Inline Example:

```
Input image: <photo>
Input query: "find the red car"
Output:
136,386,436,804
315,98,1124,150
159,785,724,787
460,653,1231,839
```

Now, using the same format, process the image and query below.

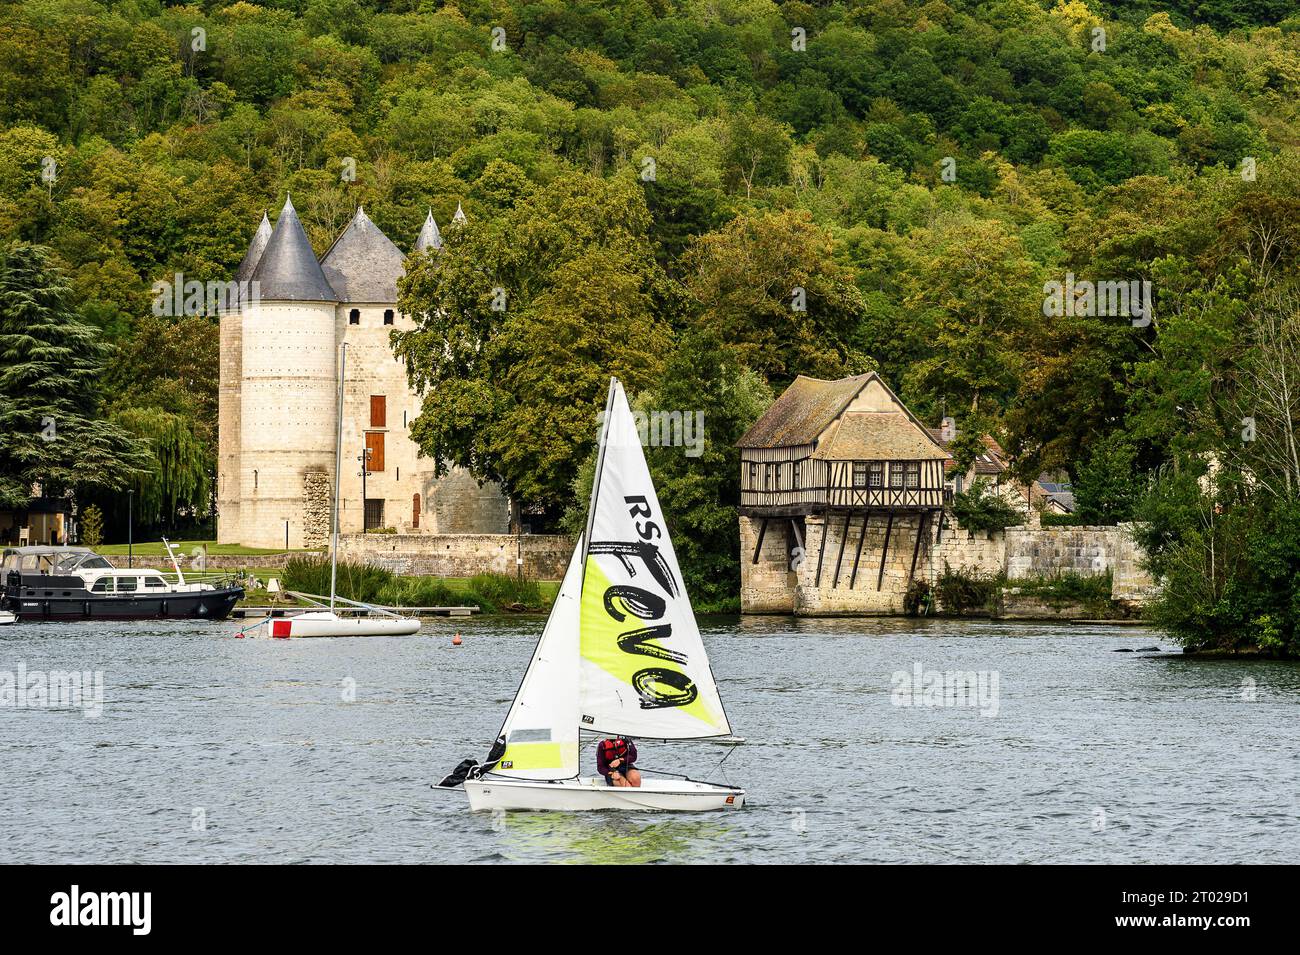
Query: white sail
578,380,732,739
492,536,583,779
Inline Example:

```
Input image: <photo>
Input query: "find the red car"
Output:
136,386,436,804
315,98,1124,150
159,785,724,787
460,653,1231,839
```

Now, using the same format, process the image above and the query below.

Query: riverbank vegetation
277,555,552,612
2,1,1299,647
932,563,1117,616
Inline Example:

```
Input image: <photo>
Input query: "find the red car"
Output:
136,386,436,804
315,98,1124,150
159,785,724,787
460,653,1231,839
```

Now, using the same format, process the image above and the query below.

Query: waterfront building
218,198,508,549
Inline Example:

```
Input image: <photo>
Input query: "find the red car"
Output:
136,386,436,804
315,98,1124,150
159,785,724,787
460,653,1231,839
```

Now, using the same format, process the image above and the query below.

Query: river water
1,615,1296,864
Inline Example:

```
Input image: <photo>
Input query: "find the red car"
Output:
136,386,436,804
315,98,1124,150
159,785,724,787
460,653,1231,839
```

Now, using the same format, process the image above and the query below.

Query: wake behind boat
440,377,745,812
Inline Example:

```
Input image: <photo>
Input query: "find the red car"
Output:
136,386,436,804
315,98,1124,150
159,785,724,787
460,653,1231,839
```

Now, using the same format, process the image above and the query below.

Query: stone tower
217,200,509,548
235,197,339,548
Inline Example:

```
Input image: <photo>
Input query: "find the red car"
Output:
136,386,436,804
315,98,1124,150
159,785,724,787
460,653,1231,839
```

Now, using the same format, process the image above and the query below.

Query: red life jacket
601,739,628,762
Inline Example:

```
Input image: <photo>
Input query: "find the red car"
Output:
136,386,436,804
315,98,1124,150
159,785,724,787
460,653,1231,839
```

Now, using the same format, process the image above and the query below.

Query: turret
237,196,340,549
414,209,442,252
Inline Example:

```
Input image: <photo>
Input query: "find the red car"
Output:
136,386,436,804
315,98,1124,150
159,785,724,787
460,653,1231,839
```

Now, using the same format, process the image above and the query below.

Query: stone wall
302,468,332,549
739,516,797,613
1005,526,1114,579
337,533,572,579
930,521,1006,577
1111,523,1158,605
740,514,1158,616
794,512,932,615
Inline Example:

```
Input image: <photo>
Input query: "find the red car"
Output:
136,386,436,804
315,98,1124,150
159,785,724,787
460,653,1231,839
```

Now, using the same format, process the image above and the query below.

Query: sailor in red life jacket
596,738,641,787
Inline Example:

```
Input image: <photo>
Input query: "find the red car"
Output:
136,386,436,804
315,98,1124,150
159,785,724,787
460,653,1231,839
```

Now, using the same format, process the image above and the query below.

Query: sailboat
256,342,419,639
440,378,745,811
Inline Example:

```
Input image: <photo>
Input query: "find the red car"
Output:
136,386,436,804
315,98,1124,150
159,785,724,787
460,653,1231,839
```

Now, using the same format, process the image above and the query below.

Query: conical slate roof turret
414,209,442,252
320,205,405,303
236,212,272,282
250,196,337,302
452,202,467,225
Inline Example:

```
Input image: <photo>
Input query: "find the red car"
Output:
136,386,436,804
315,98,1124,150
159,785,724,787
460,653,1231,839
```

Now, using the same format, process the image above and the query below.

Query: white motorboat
0,609,15,625
438,377,744,812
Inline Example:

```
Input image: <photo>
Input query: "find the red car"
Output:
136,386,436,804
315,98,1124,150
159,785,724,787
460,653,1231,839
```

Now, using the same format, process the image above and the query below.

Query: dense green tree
0,243,150,507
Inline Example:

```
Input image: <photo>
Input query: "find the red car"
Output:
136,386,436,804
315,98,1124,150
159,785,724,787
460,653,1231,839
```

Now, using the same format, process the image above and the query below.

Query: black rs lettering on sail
603,585,665,622
587,541,678,597
594,495,697,709
633,668,697,708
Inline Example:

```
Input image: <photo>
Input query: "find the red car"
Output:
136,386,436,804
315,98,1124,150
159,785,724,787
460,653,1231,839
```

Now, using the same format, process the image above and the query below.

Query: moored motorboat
1,545,243,622
0,609,15,625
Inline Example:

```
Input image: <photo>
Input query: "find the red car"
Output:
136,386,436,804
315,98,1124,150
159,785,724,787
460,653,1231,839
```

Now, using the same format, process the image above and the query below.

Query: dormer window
383,309,394,325
349,309,360,325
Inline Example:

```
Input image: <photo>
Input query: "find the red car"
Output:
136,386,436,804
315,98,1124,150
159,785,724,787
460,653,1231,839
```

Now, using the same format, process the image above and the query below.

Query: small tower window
383,309,394,325
349,309,360,325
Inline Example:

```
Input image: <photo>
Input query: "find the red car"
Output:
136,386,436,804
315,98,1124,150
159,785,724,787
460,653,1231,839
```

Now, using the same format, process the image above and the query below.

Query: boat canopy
1,547,114,574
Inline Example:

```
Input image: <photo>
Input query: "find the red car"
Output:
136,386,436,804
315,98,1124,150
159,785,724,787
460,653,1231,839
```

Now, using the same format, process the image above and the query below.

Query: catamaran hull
463,776,745,812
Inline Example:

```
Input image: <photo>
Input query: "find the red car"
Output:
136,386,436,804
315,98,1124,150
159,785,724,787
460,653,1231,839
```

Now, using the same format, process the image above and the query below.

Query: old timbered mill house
737,373,954,614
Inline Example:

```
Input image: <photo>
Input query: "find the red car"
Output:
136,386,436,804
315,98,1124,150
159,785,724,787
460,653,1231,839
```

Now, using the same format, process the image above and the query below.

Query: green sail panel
494,536,583,779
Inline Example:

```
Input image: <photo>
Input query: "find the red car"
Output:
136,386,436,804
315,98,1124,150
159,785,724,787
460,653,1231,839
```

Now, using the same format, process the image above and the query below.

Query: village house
218,198,508,549
737,372,953,614
0,492,73,546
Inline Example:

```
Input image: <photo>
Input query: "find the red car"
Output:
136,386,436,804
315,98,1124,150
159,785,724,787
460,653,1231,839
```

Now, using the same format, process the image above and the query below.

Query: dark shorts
604,764,636,785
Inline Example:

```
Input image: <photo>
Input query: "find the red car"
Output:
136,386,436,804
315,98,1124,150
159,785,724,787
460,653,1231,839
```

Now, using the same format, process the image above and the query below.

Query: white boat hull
263,611,420,638
463,776,745,812
0,610,15,625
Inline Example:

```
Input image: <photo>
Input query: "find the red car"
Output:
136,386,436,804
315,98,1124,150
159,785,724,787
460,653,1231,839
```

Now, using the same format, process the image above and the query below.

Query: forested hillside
2,0,1299,644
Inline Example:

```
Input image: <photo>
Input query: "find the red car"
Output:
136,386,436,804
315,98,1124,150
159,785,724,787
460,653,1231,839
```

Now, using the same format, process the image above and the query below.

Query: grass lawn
98,540,316,557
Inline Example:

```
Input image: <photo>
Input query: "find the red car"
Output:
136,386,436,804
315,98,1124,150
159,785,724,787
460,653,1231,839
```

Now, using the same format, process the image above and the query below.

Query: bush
466,573,544,611
280,555,395,603
904,579,933,615
950,478,1023,534
1008,571,1113,613
80,504,104,547
1039,513,1086,527
934,563,998,614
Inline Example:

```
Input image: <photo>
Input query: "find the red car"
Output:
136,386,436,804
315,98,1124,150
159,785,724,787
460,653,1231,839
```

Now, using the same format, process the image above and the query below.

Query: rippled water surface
2,615,1297,864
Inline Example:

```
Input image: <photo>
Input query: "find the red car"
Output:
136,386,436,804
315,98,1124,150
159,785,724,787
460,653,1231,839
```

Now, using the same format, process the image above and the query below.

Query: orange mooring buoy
452,634,463,646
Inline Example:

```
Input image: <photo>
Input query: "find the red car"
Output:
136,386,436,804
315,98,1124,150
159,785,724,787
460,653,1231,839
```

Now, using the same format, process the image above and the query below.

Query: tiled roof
319,206,405,303
236,212,271,283
737,374,873,448
812,412,950,461
414,209,442,252
251,197,337,302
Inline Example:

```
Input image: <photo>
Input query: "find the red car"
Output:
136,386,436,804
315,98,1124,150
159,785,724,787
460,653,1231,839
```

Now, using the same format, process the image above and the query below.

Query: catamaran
251,342,419,639
439,378,745,811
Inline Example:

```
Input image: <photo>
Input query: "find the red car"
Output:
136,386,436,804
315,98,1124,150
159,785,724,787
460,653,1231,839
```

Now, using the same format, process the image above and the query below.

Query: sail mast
330,343,347,612
580,377,618,591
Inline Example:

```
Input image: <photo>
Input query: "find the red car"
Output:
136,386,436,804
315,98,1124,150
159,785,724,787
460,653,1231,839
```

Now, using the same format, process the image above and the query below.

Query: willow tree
112,407,213,528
